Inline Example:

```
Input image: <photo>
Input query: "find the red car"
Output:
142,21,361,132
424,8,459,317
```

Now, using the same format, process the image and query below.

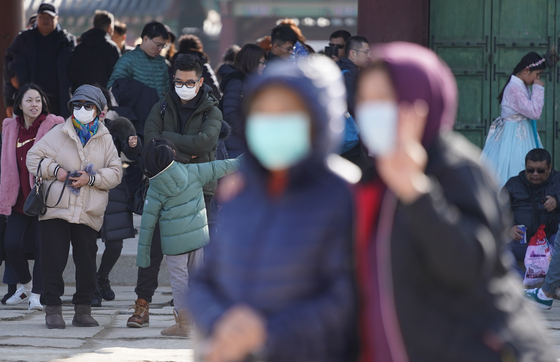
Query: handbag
129,177,149,215
23,159,67,217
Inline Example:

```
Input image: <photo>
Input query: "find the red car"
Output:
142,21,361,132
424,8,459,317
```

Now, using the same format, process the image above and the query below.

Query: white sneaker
5,285,29,305
28,293,43,311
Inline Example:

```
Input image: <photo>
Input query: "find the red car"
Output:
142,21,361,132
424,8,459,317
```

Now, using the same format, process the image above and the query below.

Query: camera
324,45,338,59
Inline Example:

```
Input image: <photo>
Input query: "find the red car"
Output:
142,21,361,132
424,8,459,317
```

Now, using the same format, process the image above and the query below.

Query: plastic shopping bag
523,224,552,288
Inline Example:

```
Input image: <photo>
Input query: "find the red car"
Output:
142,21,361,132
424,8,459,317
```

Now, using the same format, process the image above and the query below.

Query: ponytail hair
140,137,190,178
497,52,546,103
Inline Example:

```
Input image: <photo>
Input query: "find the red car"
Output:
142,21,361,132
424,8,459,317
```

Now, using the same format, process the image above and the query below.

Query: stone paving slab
0,337,86,348
50,347,193,362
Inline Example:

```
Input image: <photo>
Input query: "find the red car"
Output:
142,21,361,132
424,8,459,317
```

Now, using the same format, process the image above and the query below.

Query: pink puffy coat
0,114,64,215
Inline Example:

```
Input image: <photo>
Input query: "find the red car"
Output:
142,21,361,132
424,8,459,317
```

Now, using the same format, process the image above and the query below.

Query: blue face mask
245,112,311,171
356,101,399,157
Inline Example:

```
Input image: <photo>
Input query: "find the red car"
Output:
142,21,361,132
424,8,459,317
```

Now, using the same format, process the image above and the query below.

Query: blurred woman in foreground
188,56,358,362
354,42,553,362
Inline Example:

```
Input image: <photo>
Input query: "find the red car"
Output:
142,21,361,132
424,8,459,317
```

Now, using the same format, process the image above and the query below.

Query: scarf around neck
72,115,99,146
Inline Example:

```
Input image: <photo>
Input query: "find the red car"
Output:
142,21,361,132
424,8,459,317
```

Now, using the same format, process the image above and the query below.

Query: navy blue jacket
337,57,359,117
188,57,357,362
220,69,246,154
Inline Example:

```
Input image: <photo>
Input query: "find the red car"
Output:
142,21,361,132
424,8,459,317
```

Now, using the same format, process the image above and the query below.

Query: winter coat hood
219,67,245,93
245,55,345,167
372,42,458,147
149,161,188,197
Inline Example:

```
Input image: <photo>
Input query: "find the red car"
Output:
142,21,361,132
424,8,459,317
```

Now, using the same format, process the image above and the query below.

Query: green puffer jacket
144,85,223,196
107,46,170,98
136,159,240,268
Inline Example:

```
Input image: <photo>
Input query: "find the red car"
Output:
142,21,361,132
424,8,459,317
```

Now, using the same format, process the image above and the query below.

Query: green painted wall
430,0,560,167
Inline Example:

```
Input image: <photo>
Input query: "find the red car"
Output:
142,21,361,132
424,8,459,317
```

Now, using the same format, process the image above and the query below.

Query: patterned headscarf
72,115,99,146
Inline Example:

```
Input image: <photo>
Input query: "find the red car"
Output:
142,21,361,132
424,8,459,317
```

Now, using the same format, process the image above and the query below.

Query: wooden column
0,0,24,123
358,0,429,46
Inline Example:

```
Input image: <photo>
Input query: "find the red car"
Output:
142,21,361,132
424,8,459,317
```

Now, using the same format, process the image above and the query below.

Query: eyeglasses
278,44,294,54
355,49,371,55
328,43,345,49
72,102,95,111
174,77,201,88
526,168,548,174
258,60,267,65
150,38,168,49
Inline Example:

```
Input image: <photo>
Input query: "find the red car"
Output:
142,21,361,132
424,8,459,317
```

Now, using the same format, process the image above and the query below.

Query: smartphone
324,45,337,59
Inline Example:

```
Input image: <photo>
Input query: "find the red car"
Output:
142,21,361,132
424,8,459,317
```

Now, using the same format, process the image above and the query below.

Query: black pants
135,196,212,302
4,212,42,293
40,219,98,305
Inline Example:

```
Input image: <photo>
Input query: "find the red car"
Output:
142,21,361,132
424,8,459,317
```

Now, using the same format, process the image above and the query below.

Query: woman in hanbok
481,52,546,187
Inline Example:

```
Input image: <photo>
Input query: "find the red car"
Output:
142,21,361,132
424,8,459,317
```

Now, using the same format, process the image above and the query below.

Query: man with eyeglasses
107,21,170,101
268,25,298,62
337,36,370,118
328,30,351,62
127,53,222,329
503,148,560,264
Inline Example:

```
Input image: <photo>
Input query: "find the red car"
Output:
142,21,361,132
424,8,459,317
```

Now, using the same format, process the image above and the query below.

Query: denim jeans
543,231,560,295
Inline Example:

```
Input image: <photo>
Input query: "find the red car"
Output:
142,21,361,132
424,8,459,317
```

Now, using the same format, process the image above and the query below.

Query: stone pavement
0,286,193,362
2,286,560,361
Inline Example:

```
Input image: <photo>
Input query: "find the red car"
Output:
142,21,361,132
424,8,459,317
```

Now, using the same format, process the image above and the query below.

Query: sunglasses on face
328,43,345,49
72,102,95,111
526,168,548,174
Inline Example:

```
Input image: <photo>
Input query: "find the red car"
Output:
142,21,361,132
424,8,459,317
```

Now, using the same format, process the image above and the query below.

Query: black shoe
98,276,115,301
168,298,174,306
91,290,102,307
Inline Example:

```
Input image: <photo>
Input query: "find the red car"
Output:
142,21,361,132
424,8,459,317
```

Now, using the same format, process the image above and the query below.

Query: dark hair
330,30,351,42
140,137,176,178
140,21,169,40
223,44,241,64
235,44,266,75
526,148,551,166
13,83,50,117
270,25,298,46
498,52,546,103
114,21,127,35
345,36,369,57
177,34,204,53
93,10,113,30
174,53,203,78
279,19,306,43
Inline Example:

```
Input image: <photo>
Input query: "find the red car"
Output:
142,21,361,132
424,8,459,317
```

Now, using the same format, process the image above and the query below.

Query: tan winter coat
26,118,122,231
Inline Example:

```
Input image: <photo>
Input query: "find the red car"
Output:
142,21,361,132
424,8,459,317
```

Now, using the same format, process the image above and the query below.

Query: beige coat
26,118,122,231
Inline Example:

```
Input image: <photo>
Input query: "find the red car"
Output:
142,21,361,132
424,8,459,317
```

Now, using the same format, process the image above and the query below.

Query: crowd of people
0,2,558,361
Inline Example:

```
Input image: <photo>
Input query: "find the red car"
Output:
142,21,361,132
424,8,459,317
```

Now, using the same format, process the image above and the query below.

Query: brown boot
45,305,65,329
72,304,99,327
127,298,150,328
161,309,190,337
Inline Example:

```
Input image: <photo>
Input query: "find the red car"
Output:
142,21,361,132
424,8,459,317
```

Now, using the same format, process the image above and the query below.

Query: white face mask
175,85,197,101
73,108,96,124
356,101,399,157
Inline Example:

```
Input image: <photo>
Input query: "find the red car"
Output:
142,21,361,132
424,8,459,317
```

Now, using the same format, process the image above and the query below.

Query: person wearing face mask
354,42,552,362
187,56,359,362
0,84,64,310
127,53,223,328
26,84,122,329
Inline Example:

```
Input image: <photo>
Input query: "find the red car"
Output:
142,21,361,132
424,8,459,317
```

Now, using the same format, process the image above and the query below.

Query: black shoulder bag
24,159,67,217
